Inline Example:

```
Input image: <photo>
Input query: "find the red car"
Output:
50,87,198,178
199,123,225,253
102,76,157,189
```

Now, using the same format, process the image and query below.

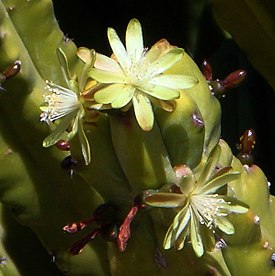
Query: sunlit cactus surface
0,0,274,275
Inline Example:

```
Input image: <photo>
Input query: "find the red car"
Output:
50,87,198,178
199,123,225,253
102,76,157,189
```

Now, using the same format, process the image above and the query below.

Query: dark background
52,0,275,194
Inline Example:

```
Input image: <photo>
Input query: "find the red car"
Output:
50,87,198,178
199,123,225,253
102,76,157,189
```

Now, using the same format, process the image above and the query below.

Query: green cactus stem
0,0,274,275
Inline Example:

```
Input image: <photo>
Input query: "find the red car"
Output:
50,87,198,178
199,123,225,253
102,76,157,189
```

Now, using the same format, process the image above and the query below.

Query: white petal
57,48,72,87
175,225,189,250
179,171,196,195
77,47,94,64
216,196,249,214
126,18,144,63
144,39,172,64
78,118,91,165
190,210,204,257
94,53,122,72
175,206,191,240
132,93,154,131
145,193,187,208
107,27,130,73
42,112,76,147
214,216,235,235
94,83,126,104
140,84,180,100
89,68,126,84
149,74,198,90
146,48,184,77
163,224,175,249
111,85,135,109
199,171,240,195
196,144,221,192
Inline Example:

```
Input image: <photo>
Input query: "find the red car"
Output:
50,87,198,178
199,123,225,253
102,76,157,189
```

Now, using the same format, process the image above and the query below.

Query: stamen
41,81,80,123
191,194,229,229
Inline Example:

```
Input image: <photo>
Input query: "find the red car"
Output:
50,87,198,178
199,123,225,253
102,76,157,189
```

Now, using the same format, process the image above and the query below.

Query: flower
40,48,94,165
145,144,249,257
88,18,198,131
41,81,81,124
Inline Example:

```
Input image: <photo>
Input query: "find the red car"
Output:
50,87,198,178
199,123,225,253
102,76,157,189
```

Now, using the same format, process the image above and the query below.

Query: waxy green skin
0,0,275,275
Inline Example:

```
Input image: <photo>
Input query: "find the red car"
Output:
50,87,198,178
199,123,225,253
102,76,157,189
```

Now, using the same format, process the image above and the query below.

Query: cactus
0,0,274,275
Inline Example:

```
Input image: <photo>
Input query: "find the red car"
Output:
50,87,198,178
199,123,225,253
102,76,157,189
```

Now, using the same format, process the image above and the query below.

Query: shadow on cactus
0,1,275,275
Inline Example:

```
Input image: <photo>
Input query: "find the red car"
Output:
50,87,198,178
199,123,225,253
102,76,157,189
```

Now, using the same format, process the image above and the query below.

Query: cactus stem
115,109,133,128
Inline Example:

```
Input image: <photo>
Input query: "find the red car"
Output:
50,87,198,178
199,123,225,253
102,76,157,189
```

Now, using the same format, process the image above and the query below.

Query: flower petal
94,53,122,72
152,99,175,112
199,171,240,194
197,223,215,252
172,203,189,230
174,205,191,240
94,83,126,104
216,196,249,214
214,216,235,235
42,112,76,147
132,93,154,131
89,68,126,84
174,225,189,250
107,27,130,72
149,74,198,90
145,192,187,208
147,48,184,77
190,209,204,257
163,224,175,249
179,170,196,195
126,18,144,63
140,84,180,100
78,118,91,165
111,85,135,109
196,144,221,190
57,48,72,87
67,112,79,141
144,39,172,64
77,47,94,64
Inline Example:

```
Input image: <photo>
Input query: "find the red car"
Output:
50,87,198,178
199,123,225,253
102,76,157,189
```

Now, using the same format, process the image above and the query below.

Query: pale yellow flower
89,18,198,131
145,145,249,257
40,48,94,165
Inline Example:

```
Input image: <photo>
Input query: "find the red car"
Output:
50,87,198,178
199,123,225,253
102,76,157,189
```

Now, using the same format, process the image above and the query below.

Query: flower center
126,62,145,86
41,81,80,122
191,194,226,228
126,50,151,86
